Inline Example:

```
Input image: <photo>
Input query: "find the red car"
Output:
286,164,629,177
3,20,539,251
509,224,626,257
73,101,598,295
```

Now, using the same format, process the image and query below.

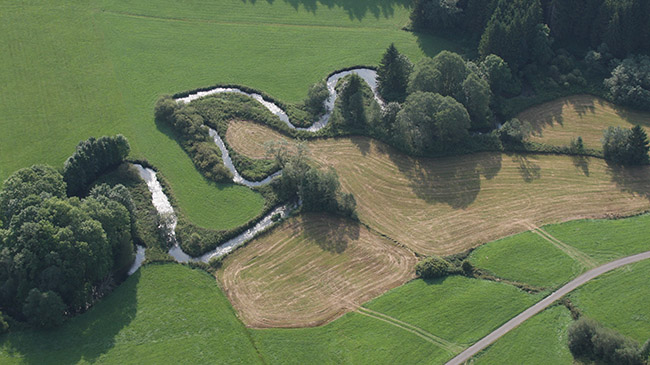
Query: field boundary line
356,307,464,354
524,223,597,268
446,250,650,365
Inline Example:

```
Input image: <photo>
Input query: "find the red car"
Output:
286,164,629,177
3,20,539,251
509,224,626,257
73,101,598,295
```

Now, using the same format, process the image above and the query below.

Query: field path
356,307,464,355
523,222,598,268
446,250,650,365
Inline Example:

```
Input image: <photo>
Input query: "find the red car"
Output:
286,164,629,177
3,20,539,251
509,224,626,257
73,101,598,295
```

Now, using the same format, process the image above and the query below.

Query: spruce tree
626,125,650,165
377,43,412,103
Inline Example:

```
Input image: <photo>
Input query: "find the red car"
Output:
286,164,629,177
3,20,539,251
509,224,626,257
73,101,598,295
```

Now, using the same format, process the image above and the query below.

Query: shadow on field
303,214,359,253
422,276,451,286
511,154,541,182
244,0,412,21
390,151,502,209
0,272,139,364
524,100,565,138
608,164,650,202
572,155,590,176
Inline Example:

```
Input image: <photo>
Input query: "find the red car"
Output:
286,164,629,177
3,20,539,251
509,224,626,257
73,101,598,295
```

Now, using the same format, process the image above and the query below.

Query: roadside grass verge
363,276,541,345
469,231,583,288
472,305,573,365
518,95,650,150
569,259,650,343
217,213,417,328
0,264,262,364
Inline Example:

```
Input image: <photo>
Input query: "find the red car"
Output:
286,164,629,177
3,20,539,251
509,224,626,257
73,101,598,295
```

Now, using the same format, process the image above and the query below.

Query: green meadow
0,0,456,229
0,264,262,364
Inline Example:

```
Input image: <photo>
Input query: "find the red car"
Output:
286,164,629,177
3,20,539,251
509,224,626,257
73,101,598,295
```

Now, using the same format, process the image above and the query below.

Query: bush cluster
415,256,454,279
154,96,232,183
568,317,649,365
602,125,650,165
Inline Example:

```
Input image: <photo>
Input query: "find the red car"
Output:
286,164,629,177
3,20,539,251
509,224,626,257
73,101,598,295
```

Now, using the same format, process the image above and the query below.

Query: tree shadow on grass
0,271,139,364
303,214,360,254
388,151,502,209
607,163,650,202
253,0,413,21
522,99,566,138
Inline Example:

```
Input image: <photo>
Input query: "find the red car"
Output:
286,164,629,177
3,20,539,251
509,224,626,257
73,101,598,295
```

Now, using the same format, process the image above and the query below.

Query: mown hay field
517,95,650,150
1,0,454,229
226,121,650,255
218,213,417,328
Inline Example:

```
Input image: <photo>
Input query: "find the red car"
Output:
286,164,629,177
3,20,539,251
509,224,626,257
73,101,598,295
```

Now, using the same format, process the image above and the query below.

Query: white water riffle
129,163,295,268
127,245,146,276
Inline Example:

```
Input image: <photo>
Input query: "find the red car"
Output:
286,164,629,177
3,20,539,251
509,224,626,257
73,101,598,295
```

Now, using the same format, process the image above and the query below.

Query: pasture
570,259,650,343
363,276,540,345
1,0,451,229
225,122,650,255
472,305,573,364
0,264,262,364
217,213,417,328
517,95,650,150
469,231,582,288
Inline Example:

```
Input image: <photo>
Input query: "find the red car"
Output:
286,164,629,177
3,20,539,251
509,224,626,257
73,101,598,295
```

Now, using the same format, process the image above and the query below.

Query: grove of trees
602,125,650,165
568,317,649,365
0,137,137,329
63,135,131,196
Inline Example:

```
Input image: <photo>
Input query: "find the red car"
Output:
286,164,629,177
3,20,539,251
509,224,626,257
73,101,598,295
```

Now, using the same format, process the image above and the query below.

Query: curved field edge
517,94,650,151
217,213,417,328
0,264,262,364
0,0,453,227
224,121,650,255
469,213,650,289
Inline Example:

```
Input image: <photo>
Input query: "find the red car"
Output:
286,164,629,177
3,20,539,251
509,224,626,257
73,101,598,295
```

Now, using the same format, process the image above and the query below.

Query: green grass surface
364,276,540,345
0,0,455,229
469,231,584,288
543,214,650,264
570,259,650,343
251,312,449,364
473,305,573,365
0,264,262,364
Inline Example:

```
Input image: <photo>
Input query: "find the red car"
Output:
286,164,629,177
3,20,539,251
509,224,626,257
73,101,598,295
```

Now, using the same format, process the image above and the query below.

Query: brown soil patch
218,213,417,328
225,120,291,159
517,95,650,150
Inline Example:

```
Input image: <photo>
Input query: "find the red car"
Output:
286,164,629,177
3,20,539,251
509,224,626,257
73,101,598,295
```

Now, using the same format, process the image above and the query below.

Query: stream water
127,68,381,274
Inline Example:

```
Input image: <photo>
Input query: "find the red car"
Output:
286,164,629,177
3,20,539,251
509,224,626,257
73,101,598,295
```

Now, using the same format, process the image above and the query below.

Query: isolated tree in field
304,80,329,117
377,44,413,103
339,74,366,127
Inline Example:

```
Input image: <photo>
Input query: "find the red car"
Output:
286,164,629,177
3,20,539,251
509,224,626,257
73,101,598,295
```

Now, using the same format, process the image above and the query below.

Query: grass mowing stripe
356,307,464,354
526,224,597,268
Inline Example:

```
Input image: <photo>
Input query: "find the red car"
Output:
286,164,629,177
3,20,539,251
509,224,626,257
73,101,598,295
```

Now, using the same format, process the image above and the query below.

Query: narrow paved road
446,250,650,365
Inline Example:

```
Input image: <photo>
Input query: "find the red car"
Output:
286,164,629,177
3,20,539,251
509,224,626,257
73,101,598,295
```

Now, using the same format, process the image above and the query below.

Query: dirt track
218,213,417,328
